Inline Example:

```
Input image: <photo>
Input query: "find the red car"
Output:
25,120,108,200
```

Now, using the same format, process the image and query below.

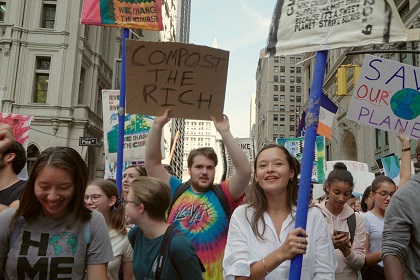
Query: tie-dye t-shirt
168,176,243,280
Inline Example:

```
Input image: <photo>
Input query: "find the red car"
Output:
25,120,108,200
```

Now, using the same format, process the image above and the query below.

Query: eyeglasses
84,194,104,203
374,191,395,199
121,199,139,206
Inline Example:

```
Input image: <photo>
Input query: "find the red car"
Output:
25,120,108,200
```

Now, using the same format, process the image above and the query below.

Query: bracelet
262,258,269,275
402,147,411,152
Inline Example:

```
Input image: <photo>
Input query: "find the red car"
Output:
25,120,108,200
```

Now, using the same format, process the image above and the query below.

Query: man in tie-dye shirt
145,109,252,280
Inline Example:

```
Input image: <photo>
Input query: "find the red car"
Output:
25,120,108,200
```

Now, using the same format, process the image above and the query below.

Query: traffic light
353,66,361,85
336,67,347,96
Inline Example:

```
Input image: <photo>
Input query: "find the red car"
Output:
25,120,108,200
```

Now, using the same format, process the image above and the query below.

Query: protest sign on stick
126,41,229,120
347,55,420,140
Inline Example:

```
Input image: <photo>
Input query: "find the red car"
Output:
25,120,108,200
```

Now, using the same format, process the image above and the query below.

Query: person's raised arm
383,255,404,280
0,124,15,153
397,130,411,188
144,109,172,183
211,115,251,201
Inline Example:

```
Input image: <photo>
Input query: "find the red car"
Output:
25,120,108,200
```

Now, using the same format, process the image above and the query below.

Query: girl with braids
315,162,366,280
85,179,134,280
360,175,396,280
223,144,336,279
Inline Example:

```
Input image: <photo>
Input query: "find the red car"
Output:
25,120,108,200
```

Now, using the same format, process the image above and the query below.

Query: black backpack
167,182,231,220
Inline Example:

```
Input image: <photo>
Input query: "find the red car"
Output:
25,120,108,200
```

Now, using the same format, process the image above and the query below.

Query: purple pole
116,28,129,196
289,50,328,280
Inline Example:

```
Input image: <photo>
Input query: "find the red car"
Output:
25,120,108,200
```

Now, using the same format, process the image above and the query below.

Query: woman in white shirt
85,179,134,280
223,144,336,279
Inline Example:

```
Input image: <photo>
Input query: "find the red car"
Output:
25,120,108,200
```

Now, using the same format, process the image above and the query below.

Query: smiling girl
0,147,114,279
315,162,366,280
223,144,336,279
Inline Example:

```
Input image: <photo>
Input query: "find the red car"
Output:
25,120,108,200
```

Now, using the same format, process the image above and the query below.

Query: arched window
27,144,40,174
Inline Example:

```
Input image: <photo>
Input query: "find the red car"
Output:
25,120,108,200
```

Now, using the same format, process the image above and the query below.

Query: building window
296,86,302,93
296,57,302,63
296,67,301,74
273,114,278,121
375,128,389,148
280,95,285,102
290,67,295,73
290,105,295,111
280,66,285,72
274,85,279,91
280,125,285,132
78,68,85,104
274,56,279,63
273,104,279,111
290,76,295,83
290,96,295,102
290,125,295,132
42,1,57,29
296,96,302,102
273,134,278,141
290,115,295,122
273,124,278,132
290,57,295,64
97,84,103,116
290,85,295,93
296,76,302,83
274,66,279,73
280,114,285,122
274,95,279,101
280,114,285,121
280,105,285,111
280,56,285,63
33,57,51,103
280,76,285,83
0,2,6,21
274,75,279,82
280,85,285,92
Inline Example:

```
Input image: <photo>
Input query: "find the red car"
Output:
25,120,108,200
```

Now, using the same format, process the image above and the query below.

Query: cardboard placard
126,40,229,120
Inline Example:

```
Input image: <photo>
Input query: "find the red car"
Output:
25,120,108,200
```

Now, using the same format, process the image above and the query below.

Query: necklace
268,209,283,214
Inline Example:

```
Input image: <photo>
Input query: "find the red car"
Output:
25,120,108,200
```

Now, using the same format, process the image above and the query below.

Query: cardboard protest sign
347,55,420,140
266,0,407,56
125,41,229,120
277,136,326,183
102,90,162,162
81,0,163,30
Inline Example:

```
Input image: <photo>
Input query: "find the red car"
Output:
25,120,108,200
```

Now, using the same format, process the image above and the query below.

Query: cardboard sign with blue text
347,55,420,140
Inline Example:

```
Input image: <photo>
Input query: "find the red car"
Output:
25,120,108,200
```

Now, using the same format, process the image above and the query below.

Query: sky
189,1,276,138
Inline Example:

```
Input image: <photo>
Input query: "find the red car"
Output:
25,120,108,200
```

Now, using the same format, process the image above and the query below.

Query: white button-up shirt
223,205,337,280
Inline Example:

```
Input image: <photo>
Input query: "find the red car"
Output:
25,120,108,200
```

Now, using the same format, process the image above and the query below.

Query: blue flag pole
116,28,129,196
289,50,328,280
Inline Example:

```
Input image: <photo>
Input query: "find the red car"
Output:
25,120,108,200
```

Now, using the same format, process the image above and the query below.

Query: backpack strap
155,225,176,280
347,213,356,245
167,182,191,217
9,216,24,252
211,184,230,220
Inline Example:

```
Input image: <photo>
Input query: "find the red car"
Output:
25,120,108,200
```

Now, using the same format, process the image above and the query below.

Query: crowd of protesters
0,114,419,280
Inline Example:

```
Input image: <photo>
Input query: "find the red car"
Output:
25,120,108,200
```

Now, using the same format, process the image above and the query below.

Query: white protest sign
266,0,407,56
347,55,420,140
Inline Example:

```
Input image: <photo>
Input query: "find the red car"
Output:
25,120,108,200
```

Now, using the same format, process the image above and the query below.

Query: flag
81,0,163,30
317,94,338,140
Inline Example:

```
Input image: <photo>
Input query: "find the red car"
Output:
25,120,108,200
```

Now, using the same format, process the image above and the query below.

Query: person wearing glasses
124,177,203,279
122,164,147,200
0,147,114,279
360,176,395,280
85,179,134,280
315,162,366,280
